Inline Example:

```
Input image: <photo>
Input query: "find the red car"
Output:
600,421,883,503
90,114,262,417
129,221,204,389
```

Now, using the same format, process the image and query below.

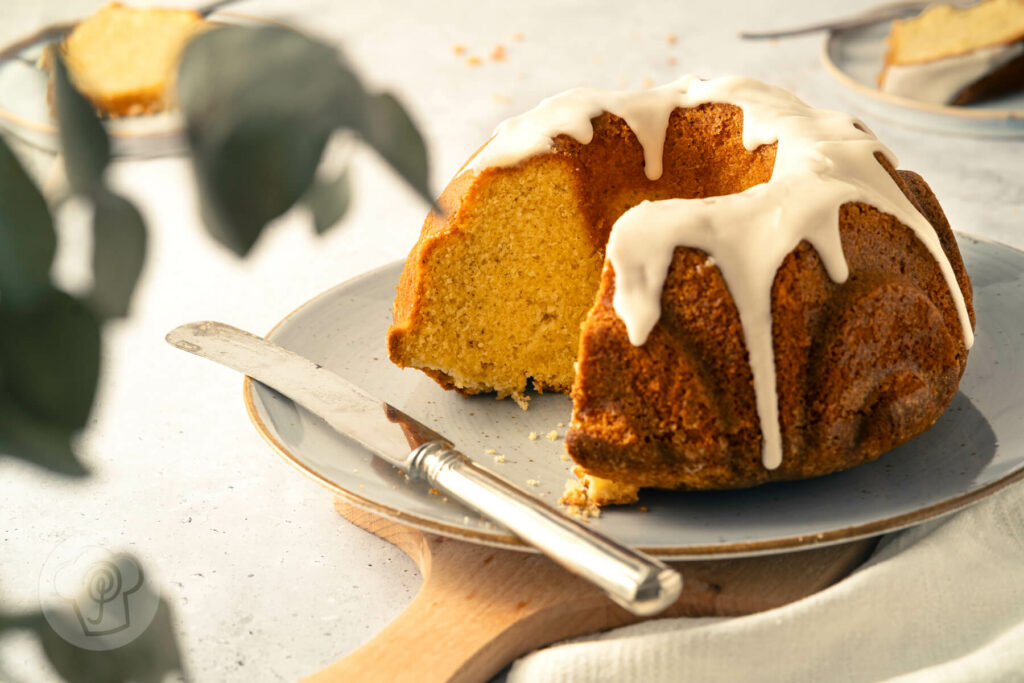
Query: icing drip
473,75,974,470
880,41,1024,104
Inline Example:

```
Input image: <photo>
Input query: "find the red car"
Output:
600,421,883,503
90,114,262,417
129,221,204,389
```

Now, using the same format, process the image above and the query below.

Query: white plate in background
822,23,1024,137
0,12,263,157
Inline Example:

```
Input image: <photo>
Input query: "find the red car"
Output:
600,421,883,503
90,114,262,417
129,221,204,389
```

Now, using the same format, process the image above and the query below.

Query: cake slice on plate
878,0,1024,105
47,2,205,117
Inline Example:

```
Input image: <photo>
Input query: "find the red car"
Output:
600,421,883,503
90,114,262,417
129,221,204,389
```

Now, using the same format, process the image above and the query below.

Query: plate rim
243,234,1024,558
820,29,1024,123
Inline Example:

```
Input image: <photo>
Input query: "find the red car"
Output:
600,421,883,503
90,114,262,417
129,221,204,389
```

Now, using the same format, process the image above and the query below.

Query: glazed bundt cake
387,75,974,494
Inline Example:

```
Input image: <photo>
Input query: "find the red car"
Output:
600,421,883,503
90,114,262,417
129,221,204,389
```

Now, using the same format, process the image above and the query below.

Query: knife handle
405,441,682,616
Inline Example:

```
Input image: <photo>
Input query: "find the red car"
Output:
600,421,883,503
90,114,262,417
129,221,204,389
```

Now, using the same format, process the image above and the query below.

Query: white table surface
1,1,1021,680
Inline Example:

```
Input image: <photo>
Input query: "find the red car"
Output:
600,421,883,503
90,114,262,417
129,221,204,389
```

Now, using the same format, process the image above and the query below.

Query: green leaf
89,190,147,319
0,290,100,431
0,611,46,631
178,25,346,255
357,93,434,207
304,170,352,234
52,51,110,195
36,587,184,683
0,136,57,307
0,394,85,475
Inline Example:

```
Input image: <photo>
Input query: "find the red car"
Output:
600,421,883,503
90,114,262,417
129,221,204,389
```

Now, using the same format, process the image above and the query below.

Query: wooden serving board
307,500,877,683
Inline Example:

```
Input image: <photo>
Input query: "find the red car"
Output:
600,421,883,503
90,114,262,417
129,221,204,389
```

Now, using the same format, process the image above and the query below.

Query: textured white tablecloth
508,485,1024,682
2,1,1023,681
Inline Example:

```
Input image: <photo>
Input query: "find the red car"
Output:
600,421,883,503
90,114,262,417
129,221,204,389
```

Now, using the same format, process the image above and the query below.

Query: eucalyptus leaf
52,52,110,195
179,24,436,253
178,25,346,255
0,394,85,475
90,190,147,319
358,93,434,207
305,171,352,234
36,592,184,683
0,611,46,631
0,290,100,431
0,136,56,307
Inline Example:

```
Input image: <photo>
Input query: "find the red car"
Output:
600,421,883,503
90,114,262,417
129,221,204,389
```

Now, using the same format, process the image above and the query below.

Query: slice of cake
878,0,1024,105
54,3,205,117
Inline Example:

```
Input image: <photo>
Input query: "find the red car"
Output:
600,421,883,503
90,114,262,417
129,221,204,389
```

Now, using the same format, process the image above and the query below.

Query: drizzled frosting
473,75,974,470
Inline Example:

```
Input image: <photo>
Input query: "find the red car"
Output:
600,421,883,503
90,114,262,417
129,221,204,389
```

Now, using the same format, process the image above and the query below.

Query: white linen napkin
508,483,1024,682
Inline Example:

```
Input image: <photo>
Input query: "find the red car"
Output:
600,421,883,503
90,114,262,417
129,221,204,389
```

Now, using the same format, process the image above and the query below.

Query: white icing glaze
473,75,974,470
881,41,1024,104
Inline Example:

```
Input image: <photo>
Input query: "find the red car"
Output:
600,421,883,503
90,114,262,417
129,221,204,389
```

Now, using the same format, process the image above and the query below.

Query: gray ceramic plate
822,23,1024,137
245,235,1024,558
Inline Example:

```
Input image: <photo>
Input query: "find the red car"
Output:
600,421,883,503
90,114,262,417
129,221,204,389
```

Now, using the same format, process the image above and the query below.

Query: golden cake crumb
546,430,559,440
428,487,440,495
491,44,506,61
560,454,570,461
560,466,639,507
485,448,496,454
560,479,601,518
453,44,467,55
526,478,540,487
528,431,538,440
467,56,483,66
494,454,506,463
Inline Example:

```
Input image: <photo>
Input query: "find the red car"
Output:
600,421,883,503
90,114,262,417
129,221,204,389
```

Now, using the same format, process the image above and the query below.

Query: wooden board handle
306,500,876,682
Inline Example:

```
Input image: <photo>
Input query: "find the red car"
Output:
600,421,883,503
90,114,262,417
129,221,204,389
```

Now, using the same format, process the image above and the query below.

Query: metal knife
739,0,976,40
166,321,682,616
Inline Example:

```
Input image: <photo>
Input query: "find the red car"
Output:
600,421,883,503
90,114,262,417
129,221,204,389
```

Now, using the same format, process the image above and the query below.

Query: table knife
166,321,682,616
739,0,975,40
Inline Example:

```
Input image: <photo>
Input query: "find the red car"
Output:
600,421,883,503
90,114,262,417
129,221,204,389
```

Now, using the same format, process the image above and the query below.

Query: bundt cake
387,75,974,495
878,0,1024,105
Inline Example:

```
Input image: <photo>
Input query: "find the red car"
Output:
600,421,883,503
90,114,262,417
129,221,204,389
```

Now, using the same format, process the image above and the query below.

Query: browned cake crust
567,159,974,490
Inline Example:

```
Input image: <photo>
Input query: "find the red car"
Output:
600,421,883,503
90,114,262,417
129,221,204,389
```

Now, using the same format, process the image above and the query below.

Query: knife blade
167,321,682,616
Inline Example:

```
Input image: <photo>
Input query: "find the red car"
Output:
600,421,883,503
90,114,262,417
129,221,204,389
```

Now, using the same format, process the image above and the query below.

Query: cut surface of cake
878,0,1024,105
56,3,204,117
388,75,974,496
